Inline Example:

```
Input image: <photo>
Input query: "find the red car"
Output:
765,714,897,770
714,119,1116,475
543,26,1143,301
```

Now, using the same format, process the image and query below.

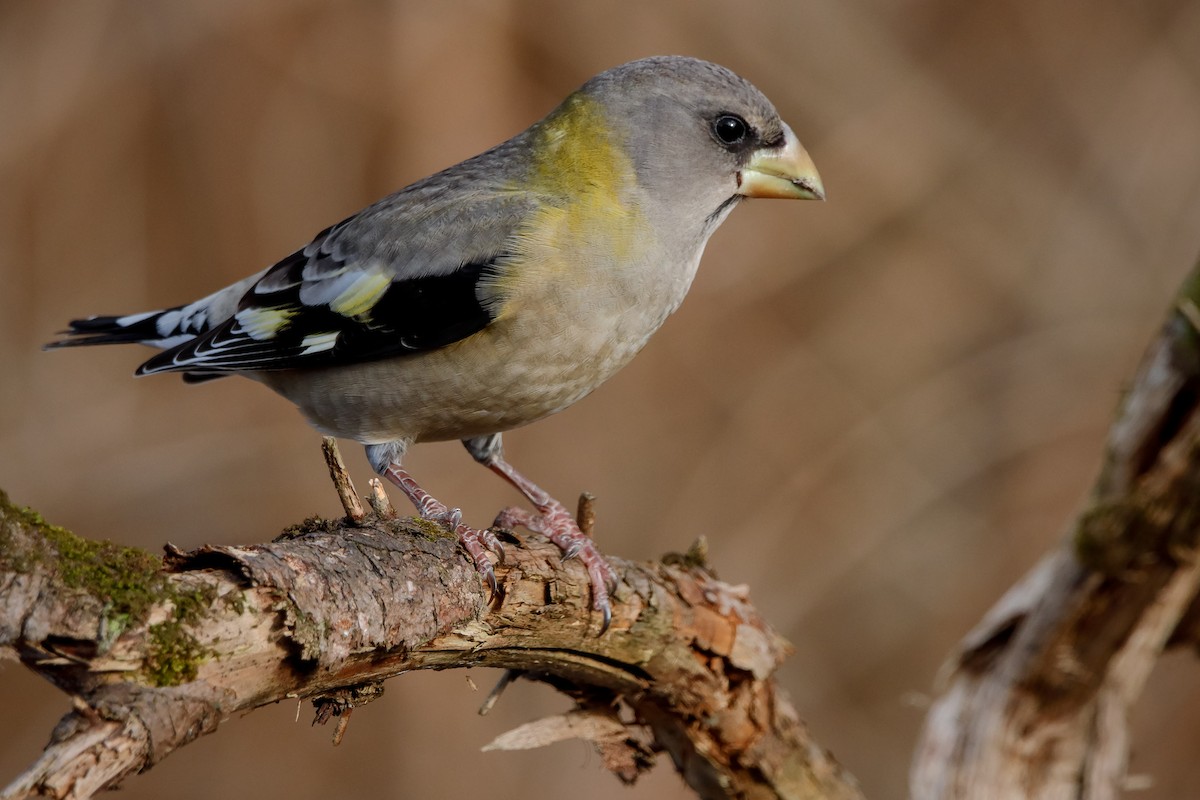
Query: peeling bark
0,481,861,800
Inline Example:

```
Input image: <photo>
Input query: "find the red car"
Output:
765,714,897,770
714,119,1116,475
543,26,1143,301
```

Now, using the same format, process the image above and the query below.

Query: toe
481,527,506,562
454,523,502,600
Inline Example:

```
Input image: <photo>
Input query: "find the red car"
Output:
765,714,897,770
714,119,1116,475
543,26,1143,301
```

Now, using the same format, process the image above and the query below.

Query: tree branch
0,462,862,799
912,259,1200,798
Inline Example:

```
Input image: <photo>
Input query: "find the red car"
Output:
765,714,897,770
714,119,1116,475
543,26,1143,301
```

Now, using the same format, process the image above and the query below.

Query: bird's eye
712,114,749,146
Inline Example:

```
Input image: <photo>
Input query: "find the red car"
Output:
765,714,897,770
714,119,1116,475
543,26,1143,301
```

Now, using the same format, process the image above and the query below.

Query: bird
47,55,824,632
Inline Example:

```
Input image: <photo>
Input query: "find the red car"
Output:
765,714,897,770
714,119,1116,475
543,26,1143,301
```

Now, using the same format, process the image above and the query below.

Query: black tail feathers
45,310,173,350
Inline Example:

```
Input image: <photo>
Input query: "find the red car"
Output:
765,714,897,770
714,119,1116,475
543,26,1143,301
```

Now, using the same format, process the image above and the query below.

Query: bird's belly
260,309,655,445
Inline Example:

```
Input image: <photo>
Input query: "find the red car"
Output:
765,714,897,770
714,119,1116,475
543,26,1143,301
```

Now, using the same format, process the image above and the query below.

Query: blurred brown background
3,1,1200,798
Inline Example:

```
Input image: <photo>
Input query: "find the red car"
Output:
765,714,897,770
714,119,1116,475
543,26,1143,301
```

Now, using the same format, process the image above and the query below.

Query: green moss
44,527,163,621
1,492,220,687
175,584,218,624
145,619,206,686
409,517,456,541
225,591,247,616
143,584,217,687
1,492,164,624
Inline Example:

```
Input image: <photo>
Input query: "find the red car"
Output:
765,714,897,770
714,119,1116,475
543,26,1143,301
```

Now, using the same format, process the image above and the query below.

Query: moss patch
1,492,220,687
225,590,247,616
145,619,206,686
1,491,164,624
144,584,217,687
47,531,163,619
408,517,456,541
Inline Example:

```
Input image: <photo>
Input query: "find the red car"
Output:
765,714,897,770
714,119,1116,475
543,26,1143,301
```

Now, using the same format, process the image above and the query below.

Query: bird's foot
378,460,504,597
494,502,617,633
424,505,505,597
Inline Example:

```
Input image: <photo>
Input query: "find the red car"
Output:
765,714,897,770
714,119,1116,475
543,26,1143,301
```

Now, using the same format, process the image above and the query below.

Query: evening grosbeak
48,56,824,631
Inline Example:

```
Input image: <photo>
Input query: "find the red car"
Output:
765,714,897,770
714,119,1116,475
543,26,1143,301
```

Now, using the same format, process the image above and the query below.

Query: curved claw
482,561,500,598
453,523,502,602
376,465,501,602
480,527,506,563
490,496,617,637
426,506,463,531
585,563,614,635
597,601,612,635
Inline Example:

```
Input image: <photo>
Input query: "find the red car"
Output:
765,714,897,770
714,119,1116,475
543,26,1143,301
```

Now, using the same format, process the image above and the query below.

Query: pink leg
380,462,505,595
485,456,616,633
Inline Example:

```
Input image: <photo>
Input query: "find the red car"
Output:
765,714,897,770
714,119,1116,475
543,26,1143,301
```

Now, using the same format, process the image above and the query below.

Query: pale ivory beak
737,124,825,201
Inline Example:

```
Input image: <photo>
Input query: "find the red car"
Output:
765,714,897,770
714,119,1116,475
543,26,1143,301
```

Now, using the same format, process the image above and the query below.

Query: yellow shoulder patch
482,93,651,318
528,94,632,202
513,93,646,264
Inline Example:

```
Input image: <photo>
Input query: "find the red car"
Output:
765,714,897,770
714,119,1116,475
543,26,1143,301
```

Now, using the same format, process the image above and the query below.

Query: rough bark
0,469,862,800
912,261,1200,798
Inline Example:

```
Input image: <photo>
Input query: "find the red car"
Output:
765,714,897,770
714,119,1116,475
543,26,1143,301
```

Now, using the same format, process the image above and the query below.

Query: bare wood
366,477,396,519
912,262,1200,798
0,490,862,799
321,436,366,523
577,491,597,537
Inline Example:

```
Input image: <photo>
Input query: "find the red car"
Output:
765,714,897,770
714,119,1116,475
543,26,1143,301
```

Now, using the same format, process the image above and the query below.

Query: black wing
137,225,504,376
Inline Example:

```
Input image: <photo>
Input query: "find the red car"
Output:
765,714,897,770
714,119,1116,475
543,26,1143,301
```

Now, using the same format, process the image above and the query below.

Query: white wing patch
234,307,295,340
153,300,210,338
115,310,160,327
298,331,340,355
154,309,184,336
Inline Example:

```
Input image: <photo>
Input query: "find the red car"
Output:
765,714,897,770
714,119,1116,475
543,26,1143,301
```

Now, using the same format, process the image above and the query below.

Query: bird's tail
45,304,208,352
45,271,262,355
46,300,231,383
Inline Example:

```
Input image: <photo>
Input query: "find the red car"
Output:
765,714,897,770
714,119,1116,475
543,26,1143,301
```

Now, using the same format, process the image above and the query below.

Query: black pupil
715,115,747,145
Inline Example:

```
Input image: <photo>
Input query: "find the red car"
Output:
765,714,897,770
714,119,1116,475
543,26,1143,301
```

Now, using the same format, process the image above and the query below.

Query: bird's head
556,56,824,231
